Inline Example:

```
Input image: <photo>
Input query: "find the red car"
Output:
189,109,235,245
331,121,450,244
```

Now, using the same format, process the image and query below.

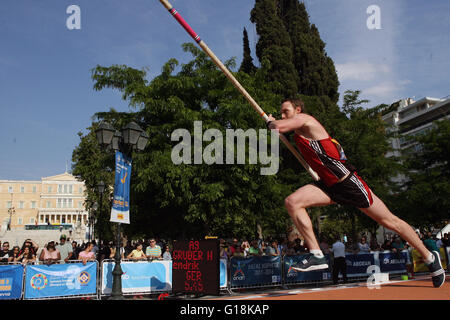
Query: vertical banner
110,150,132,224
0,265,24,300
220,259,227,288
24,262,97,299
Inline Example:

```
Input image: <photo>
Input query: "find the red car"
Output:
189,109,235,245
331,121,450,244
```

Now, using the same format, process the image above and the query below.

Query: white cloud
335,61,390,81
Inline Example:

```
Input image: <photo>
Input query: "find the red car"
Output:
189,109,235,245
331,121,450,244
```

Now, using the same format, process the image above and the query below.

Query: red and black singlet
293,133,350,187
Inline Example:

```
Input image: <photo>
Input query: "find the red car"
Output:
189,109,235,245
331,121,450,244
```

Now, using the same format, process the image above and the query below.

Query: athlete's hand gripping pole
159,0,319,181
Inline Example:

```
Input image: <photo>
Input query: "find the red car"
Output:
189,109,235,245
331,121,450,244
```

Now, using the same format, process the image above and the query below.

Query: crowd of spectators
0,230,448,265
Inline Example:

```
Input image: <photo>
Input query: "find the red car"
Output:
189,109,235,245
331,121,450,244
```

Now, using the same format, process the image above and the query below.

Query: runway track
210,274,450,300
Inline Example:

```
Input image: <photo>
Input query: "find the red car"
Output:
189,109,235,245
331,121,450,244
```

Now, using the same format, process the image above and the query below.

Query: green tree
239,28,257,75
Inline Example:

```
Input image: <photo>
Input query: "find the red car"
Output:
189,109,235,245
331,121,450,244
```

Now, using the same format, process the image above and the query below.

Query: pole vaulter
158,0,319,181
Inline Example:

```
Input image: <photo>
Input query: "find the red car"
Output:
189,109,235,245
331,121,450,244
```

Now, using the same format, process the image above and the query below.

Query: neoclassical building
0,172,89,231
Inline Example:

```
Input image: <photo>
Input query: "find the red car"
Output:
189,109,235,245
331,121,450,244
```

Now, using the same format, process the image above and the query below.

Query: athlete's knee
284,194,304,213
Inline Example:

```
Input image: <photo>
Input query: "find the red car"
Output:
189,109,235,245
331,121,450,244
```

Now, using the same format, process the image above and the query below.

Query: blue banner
230,256,282,287
102,260,172,294
379,252,407,273
345,254,375,276
24,262,97,299
220,259,227,288
284,254,331,282
0,265,24,300
110,150,132,224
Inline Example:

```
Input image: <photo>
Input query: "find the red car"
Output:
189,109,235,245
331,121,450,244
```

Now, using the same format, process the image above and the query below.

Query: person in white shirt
330,236,347,285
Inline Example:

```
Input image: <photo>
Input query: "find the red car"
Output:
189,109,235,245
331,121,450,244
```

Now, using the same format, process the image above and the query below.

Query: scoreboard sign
172,239,219,295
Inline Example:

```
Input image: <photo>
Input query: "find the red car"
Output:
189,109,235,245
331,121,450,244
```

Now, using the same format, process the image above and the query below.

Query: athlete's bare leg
359,192,431,259
284,184,334,251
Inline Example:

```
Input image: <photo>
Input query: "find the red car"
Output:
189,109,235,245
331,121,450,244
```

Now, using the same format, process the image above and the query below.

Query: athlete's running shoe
291,254,328,272
426,251,445,288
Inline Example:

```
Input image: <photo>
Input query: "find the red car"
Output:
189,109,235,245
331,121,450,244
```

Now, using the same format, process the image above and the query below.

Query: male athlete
267,97,445,288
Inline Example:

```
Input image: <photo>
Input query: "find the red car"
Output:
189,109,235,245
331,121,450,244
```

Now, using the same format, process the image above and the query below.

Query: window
8,186,13,193
20,186,25,193
64,185,67,194
63,199,67,208
69,185,73,194
19,201,24,209
32,186,37,193
31,201,36,209
18,218,23,225
78,201,83,208
58,185,62,193
68,199,73,208
79,187,82,194
6,201,12,209
30,218,35,224
47,201,51,208
48,186,52,193
58,199,62,208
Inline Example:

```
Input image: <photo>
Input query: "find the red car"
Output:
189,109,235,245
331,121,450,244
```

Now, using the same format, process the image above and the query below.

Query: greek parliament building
0,172,88,232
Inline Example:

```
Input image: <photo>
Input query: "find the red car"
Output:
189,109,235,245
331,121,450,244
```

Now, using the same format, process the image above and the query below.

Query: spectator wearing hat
56,234,73,263
39,241,61,265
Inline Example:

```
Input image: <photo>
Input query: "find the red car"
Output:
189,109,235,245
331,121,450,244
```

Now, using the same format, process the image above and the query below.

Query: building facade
0,172,89,231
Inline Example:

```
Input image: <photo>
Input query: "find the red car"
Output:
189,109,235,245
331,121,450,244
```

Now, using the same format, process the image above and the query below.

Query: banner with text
229,256,282,287
24,262,97,299
110,150,132,224
101,260,172,294
379,252,407,273
345,254,375,277
0,265,24,300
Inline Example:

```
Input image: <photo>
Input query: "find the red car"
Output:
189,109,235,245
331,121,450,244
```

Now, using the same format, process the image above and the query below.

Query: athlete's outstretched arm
267,114,309,133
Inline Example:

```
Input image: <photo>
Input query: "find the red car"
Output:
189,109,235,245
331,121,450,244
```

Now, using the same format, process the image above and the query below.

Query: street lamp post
95,121,148,300
7,195,15,231
97,181,105,245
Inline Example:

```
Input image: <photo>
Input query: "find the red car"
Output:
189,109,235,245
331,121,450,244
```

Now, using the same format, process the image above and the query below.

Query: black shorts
312,172,373,208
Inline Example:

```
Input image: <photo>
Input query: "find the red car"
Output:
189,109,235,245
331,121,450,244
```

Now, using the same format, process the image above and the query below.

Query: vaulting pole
159,0,319,181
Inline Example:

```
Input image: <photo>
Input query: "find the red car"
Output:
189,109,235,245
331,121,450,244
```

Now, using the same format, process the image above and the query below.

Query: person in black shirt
0,242,13,263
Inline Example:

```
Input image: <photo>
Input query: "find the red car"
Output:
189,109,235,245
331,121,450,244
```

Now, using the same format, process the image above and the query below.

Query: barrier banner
411,248,447,272
102,260,171,294
379,251,408,273
0,265,24,300
24,262,97,299
110,150,132,224
229,256,281,287
220,259,227,288
284,254,330,282
345,254,375,276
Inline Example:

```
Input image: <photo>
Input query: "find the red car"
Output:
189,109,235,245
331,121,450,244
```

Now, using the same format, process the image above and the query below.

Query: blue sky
1,0,449,180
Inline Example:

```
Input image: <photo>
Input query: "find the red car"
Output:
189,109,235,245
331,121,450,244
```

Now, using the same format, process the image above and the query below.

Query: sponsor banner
110,151,132,224
220,259,227,288
229,256,282,287
284,254,331,282
102,260,172,294
0,265,24,300
379,251,408,273
345,254,375,276
411,248,447,272
24,262,97,299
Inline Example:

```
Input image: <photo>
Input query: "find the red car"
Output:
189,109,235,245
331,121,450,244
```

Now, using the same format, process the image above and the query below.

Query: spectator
69,241,80,260
442,233,449,248
220,242,229,259
319,237,330,255
78,242,96,265
11,246,21,262
163,246,172,260
109,241,125,260
382,239,393,251
232,245,245,258
331,236,347,285
124,240,134,257
346,238,360,254
423,232,439,252
19,239,39,256
91,240,99,256
229,238,239,255
294,238,306,254
241,241,250,257
392,236,406,253
260,241,268,256
284,241,297,256
370,238,382,251
39,241,61,265
56,234,73,263
18,246,36,264
145,238,162,260
248,240,262,256
127,243,147,261
265,240,280,257
0,242,13,263
435,236,443,249
357,236,371,254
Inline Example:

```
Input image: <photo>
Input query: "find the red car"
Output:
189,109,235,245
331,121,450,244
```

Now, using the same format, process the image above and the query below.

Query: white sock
310,250,324,258
424,252,434,264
